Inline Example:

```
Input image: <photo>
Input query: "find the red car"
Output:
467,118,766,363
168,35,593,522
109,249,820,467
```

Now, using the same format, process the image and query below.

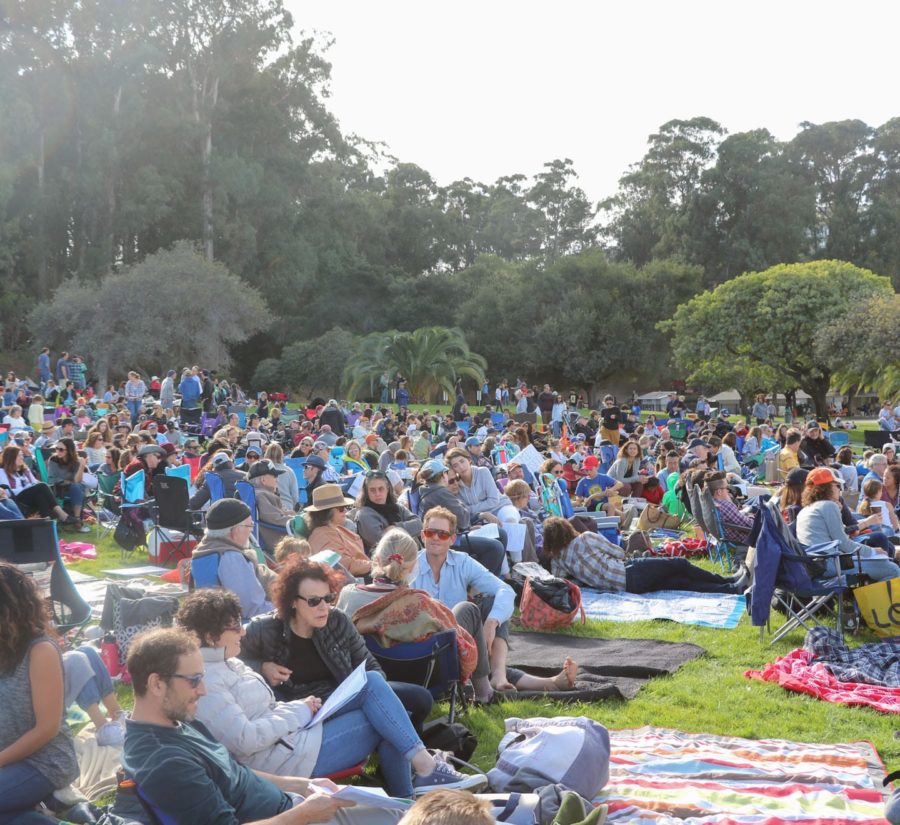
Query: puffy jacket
354,504,422,550
195,647,321,778
178,375,202,408
239,608,382,701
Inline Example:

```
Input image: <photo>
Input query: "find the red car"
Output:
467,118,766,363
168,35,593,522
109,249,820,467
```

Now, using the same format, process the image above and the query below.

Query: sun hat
304,483,355,512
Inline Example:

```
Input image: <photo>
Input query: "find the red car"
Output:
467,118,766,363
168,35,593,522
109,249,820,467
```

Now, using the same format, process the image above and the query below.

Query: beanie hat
206,499,252,530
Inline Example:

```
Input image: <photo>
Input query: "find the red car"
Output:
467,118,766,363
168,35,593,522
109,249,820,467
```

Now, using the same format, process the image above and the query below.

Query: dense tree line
2,1,898,396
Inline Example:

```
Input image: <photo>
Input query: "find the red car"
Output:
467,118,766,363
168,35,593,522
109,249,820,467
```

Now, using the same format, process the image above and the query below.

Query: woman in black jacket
239,558,435,735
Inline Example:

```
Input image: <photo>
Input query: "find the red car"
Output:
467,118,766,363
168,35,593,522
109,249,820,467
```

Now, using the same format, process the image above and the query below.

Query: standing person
37,348,52,389
537,384,555,428
55,351,69,382
598,395,623,447
159,370,176,416
751,394,769,425
124,371,147,424
0,562,79,825
178,368,203,423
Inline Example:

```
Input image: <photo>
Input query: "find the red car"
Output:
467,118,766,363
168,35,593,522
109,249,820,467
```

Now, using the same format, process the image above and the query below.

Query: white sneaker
77,523,91,533
96,720,125,747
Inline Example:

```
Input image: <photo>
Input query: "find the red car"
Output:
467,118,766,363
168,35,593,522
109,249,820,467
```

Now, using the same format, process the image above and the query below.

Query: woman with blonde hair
263,441,297,510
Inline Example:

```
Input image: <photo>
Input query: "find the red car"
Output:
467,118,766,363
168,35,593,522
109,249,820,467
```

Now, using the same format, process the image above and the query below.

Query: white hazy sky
287,0,898,203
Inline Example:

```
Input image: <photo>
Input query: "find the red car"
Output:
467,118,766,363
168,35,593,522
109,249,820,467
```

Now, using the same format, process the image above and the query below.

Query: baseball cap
465,436,481,447
423,459,448,476
807,467,839,486
212,452,232,468
248,459,285,480
583,455,599,470
138,444,166,458
785,468,809,486
688,438,707,449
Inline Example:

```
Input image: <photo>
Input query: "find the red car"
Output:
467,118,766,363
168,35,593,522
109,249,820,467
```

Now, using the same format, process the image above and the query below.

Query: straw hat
304,483,355,512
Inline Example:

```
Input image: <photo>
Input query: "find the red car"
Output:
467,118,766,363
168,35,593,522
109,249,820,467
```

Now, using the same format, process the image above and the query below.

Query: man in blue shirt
122,627,352,824
37,347,51,387
411,506,514,703
55,350,70,381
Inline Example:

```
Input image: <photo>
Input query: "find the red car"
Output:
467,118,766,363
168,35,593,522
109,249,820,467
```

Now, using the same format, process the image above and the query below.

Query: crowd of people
2,358,900,824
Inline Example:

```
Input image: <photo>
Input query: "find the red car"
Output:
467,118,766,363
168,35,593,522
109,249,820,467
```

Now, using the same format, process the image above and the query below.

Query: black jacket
239,608,382,700
318,406,345,436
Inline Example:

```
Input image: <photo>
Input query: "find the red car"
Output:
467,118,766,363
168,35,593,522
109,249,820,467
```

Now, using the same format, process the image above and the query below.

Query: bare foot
490,674,516,692
552,656,578,690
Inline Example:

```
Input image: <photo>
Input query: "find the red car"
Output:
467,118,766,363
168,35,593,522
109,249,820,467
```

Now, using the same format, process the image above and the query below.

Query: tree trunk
201,75,219,262
35,129,48,296
806,376,831,419
100,84,123,274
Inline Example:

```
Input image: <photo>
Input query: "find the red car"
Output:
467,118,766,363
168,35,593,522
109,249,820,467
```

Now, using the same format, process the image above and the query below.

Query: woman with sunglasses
304,483,372,577
234,562,481,797
0,445,76,526
354,471,422,551
0,563,81,824
342,440,369,475
45,438,91,532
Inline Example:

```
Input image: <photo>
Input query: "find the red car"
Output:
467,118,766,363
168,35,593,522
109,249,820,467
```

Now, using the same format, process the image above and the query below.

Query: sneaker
412,760,488,795
76,522,91,533
96,720,125,747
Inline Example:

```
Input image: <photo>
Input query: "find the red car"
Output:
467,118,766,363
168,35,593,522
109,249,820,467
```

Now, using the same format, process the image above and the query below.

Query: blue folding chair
204,472,226,504
235,480,288,551
119,469,152,559
164,464,192,485
364,629,465,723
827,431,850,448
0,518,91,636
284,457,308,506
490,411,505,428
456,421,471,436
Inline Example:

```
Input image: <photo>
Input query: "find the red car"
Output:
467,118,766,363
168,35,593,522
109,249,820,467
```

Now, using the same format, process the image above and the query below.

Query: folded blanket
745,647,900,714
804,626,900,687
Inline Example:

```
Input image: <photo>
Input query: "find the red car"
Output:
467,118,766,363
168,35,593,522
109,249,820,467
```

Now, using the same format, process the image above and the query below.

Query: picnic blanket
580,588,745,629
598,726,888,824
508,632,704,701
804,627,900,687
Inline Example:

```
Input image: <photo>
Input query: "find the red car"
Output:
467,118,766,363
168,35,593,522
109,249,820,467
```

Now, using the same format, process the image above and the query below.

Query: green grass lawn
70,530,900,778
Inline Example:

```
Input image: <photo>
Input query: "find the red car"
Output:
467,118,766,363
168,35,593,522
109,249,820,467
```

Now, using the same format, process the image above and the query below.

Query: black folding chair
0,518,92,636
152,475,204,564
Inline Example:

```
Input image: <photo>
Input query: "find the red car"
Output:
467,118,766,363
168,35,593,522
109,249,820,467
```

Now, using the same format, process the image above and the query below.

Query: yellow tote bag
854,578,900,638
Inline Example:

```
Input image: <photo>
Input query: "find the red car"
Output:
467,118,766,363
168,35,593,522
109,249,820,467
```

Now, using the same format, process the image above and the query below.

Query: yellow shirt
778,447,799,477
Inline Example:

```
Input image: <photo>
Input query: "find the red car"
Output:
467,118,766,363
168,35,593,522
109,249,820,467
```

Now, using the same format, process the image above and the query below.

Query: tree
343,327,486,403
664,260,893,416
264,327,361,397
526,159,598,260
29,242,268,387
815,292,900,400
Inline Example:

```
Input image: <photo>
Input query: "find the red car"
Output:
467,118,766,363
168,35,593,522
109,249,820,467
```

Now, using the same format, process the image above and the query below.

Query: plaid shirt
551,532,627,592
805,626,900,687
714,497,754,545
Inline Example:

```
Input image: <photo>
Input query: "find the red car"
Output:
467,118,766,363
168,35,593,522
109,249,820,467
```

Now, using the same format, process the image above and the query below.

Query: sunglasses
295,593,337,608
422,527,453,540
366,470,388,480
165,672,205,689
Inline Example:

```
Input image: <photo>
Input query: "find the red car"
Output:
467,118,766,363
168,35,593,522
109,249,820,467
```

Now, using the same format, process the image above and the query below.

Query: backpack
114,510,146,553
519,576,585,631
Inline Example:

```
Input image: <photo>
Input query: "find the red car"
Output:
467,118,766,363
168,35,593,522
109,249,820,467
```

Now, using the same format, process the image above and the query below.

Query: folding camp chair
95,472,120,541
119,469,152,560
364,629,466,723
164,463,192,486
699,486,747,571
151,476,204,564
235,480,288,552
668,421,688,442
284,457,308,506
746,502,864,643
203,471,226,504
0,518,92,637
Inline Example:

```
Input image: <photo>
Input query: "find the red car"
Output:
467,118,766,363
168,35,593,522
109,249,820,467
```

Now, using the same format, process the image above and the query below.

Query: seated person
573,455,624,516
62,645,127,746
122,627,370,824
46,437,92,532
445,448,520,524
239,558,439,749
708,436,741,475
190,499,274,620
795,468,900,581
304,483,372,577
707,471,753,544
341,528,576,699
542,517,748,594
246,459,302,550
800,422,836,467
410,506,517,700
175,590,480,801
0,563,78,825
353,471,422,551
778,430,803,477
859,478,900,535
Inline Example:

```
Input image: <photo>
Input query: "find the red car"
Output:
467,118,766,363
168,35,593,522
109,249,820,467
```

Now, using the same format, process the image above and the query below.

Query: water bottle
100,633,121,677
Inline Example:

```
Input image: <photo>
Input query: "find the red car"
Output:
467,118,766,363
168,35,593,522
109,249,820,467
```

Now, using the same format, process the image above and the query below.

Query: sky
287,0,899,203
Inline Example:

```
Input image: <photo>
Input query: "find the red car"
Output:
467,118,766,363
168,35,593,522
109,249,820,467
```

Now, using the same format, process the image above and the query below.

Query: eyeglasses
551,469,564,476
295,593,337,607
164,673,205,689
422,528,453,540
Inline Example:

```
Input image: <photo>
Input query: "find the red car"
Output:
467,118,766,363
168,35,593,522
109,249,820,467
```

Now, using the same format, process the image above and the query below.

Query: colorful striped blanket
596,727,887,824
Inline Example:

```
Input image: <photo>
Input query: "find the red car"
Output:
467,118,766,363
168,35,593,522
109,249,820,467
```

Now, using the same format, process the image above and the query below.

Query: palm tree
343,326,487,403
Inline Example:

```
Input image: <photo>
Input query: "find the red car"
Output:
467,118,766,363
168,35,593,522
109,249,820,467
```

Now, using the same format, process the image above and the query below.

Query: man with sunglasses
411,506,515,703
122,627,356,824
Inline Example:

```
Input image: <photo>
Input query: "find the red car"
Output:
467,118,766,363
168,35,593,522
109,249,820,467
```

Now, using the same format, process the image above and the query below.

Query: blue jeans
0,498,23,519
824,554,900,582
311,671,422,797
0,761,56,824
126,399,142,423
64,645,113,710
59,481,85,509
